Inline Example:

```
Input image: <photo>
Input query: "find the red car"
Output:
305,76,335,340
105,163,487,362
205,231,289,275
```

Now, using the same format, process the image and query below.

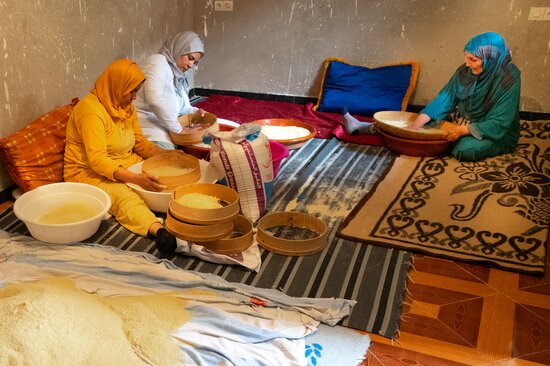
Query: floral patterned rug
338,120,549,275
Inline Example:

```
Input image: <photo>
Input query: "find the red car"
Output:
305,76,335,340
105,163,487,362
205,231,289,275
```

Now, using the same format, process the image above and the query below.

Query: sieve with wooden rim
257,212,327,256
374,111,450,141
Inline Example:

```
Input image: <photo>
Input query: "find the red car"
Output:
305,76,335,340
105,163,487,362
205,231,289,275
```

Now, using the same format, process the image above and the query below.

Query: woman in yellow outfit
64,59,177,252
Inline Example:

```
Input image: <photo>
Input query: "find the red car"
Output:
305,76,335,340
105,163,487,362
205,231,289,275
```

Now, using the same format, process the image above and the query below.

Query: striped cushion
0,99,78,192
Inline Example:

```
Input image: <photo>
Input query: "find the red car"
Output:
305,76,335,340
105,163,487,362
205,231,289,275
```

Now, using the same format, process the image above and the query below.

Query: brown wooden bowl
249,118,316,149
141,153,201,188
374,111,447,141
380,130,450,157
170,183,240,225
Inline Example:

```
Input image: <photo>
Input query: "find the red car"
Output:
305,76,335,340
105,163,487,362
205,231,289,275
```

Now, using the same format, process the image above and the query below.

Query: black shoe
155,228,177,253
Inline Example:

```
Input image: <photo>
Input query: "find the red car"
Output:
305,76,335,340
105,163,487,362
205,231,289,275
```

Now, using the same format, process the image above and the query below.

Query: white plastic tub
13,182,111,244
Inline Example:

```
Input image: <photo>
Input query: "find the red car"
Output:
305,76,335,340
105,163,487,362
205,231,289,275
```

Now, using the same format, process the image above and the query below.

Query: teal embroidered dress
422,32,521,161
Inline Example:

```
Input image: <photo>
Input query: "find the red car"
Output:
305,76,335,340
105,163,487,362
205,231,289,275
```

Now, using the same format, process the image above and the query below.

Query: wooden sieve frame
257,212,328,256
200,215,254,255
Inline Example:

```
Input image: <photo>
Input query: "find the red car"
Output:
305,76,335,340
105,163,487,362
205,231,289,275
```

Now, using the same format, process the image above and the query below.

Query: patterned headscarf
465,32,511,72
453,32,517,120
421,32,519,124
92,59,145,122
456,32,511,100
159,31,205,97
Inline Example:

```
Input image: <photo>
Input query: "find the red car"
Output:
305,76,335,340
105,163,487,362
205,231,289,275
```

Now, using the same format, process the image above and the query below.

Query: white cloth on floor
175,235,262,272
0,231,355,366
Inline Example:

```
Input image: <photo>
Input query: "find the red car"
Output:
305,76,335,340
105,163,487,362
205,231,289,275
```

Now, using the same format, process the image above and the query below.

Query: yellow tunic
64,93,158,236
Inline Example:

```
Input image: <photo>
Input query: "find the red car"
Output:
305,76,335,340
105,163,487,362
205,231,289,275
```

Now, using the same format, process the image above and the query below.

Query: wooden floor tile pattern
365,246,550,366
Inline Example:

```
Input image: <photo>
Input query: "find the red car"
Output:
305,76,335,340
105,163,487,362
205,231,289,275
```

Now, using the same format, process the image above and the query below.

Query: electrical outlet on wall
528,7,545,20
214,0,233,12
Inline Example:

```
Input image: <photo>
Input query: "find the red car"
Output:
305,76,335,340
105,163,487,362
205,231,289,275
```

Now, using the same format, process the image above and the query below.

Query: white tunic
135,54,198,145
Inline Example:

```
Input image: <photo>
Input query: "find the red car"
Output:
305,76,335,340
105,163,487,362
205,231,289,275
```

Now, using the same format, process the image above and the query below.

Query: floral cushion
0,99,78,192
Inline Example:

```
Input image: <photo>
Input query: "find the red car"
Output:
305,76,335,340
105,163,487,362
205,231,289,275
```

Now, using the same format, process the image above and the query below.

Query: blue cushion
314,58,419,116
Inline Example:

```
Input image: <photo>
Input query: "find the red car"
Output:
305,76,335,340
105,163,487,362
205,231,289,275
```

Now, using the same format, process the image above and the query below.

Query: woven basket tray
374,111,447,141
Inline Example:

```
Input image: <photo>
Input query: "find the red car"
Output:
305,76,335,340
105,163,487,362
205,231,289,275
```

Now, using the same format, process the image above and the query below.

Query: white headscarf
159,31,205,96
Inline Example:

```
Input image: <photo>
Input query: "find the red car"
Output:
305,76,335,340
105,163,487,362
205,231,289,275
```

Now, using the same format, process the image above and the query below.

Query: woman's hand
442,123,469,141
408,113,431,130
113,166,166,192
178,109,211,130
134,172,165,192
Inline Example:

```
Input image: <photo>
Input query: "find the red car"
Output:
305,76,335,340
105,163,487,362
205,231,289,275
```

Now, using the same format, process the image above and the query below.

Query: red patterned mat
195,94,384,146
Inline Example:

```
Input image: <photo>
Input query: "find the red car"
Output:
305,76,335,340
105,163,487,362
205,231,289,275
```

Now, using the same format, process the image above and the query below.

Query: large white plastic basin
126,159,222,213
13,182,111,244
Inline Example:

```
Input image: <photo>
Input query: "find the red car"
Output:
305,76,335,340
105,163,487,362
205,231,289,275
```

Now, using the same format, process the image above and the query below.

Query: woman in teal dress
410,32,521,161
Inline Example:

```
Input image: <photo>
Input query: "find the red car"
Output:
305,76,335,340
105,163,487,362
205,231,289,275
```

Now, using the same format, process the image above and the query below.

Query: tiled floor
364,244,550,365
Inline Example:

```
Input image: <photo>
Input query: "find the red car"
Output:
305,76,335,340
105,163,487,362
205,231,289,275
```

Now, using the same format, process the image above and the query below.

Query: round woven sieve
257,212,327,256
374,111,447,141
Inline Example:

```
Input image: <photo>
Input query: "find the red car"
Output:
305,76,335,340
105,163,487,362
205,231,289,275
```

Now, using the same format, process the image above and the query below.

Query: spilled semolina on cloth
0,233,357,365
0,277,190,366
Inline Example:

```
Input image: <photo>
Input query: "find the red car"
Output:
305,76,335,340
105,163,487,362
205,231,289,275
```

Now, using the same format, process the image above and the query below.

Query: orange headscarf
91,59,145,122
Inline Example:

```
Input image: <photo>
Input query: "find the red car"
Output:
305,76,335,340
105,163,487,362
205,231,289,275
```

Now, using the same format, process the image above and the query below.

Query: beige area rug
338,120,550,275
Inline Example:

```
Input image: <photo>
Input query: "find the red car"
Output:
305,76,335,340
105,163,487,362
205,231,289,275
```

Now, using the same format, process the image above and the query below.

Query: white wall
0,0,194,190
194,0,550,112
1,0,549,191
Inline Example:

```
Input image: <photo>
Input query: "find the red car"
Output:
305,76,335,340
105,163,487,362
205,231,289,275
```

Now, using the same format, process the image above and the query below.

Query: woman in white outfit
135,31,205,149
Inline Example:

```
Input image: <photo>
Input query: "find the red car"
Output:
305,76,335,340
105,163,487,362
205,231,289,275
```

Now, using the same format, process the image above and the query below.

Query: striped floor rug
0,138,412,338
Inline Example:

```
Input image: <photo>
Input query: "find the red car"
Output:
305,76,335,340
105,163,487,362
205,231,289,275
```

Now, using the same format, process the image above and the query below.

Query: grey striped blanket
0,138,412,338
